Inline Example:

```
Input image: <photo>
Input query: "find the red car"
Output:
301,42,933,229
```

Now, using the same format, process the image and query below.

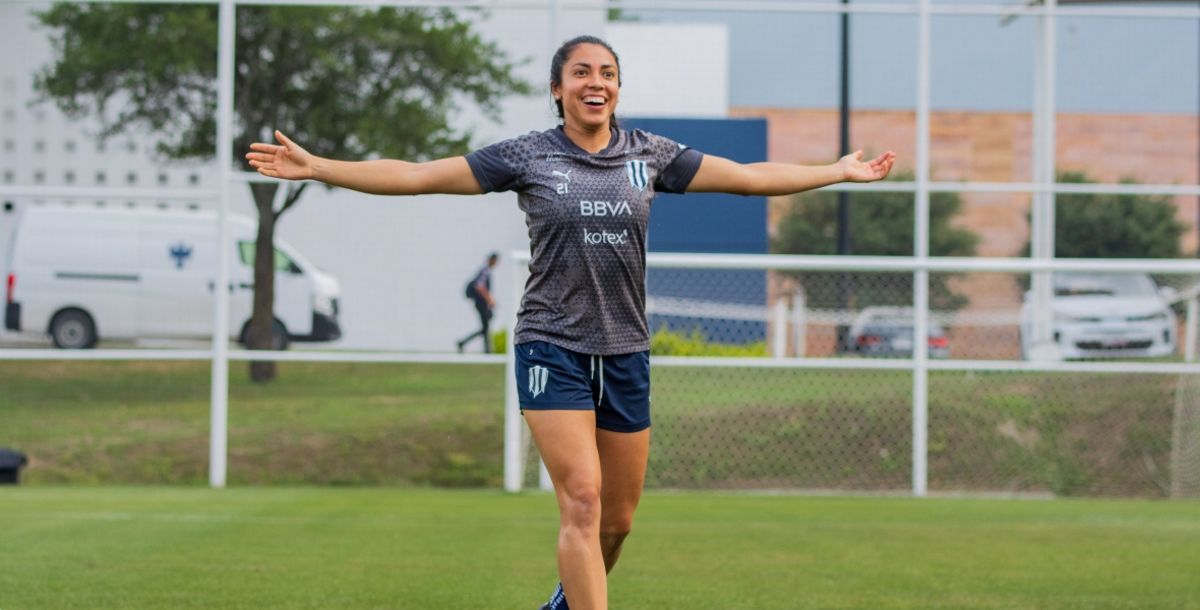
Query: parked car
1019,272,1176,360
5,205,341,349
845,306,950,358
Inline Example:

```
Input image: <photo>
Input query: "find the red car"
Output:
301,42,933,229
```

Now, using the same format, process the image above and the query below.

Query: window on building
65,140,76,153
2,140,13,153
33,170,45,184
188,173,201,186
157,173,169,186
95,171,107,185
33,140,45,153
126,172,138,185
2,170,14,184
64,171,75,184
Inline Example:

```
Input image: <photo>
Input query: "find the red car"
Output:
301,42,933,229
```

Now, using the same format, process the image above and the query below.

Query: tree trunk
248,182,279,383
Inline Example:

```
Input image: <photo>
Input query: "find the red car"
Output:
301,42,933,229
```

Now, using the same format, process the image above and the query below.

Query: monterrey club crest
625,160,648,192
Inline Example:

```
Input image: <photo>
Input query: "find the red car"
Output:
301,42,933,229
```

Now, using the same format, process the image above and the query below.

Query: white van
4,205,341,349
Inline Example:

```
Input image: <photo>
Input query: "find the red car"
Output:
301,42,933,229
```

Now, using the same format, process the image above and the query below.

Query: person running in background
457,252,499,353
246,34,893,610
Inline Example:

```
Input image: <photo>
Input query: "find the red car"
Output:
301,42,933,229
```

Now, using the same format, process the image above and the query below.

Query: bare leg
525,410,608,610
596,427,651,573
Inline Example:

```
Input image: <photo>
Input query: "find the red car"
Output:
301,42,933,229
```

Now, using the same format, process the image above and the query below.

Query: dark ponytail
550,35,621,130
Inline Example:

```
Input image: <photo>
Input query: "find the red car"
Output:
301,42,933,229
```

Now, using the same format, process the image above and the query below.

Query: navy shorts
515,341,651,433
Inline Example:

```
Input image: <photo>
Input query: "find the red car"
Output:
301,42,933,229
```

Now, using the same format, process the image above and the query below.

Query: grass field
1,360,1194,496
0,487,1197,609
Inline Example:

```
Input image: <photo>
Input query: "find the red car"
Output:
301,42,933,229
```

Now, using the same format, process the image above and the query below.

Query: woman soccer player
247,34,894,610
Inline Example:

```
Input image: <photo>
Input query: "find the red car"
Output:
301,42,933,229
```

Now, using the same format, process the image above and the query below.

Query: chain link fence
506,263,1200,499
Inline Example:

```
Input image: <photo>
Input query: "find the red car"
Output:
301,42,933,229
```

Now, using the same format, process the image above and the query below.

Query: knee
559,482,602,531
600,516,633,541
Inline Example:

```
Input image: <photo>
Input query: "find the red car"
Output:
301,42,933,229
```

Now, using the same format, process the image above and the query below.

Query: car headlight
1127,312,1167,322
314,294,336,316
1055,313,1101,324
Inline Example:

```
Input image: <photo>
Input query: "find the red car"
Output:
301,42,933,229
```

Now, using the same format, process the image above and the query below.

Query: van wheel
239,319,290,351
50,309,97,349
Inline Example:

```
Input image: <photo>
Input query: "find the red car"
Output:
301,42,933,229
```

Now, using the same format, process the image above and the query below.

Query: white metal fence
1,0,1198,498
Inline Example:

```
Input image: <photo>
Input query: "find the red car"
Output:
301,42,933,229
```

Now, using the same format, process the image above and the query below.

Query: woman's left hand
839,150,896,183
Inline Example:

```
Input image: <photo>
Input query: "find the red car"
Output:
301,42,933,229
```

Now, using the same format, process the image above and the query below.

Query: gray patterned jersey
466,126,703,355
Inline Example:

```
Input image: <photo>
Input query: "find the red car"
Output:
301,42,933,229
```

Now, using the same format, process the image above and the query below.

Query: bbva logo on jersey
625,160,648,191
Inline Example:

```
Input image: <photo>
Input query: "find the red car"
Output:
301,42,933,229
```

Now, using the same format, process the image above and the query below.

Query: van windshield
237,241,300,273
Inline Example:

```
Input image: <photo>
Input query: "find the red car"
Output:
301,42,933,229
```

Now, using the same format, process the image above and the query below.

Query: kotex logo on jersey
583,228,629,245
579,200,632,216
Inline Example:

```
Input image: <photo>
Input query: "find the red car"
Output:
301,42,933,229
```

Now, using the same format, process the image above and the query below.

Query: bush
490,328,507,355
649,327,768,357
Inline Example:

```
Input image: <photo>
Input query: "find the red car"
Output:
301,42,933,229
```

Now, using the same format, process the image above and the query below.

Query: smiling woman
550,35,623,149
245,34,893,610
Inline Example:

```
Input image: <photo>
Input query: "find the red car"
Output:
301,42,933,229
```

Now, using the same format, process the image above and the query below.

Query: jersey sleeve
638,130,704,194
464,133,537,193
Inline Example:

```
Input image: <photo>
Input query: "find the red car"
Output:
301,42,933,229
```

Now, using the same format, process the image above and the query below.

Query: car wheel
239,318,290,350
269,319,290,351
50,309,97,349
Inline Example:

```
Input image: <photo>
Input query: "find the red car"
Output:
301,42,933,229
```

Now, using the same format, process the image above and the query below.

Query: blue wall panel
622,118,769,345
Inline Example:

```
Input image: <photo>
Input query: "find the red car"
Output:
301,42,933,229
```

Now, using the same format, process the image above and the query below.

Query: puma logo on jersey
580,200,631,216
554,170,572,194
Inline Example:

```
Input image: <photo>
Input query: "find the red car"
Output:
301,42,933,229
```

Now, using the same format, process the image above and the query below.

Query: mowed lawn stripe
1,488,1197,610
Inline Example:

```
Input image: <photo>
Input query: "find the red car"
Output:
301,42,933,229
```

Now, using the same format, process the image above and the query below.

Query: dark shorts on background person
515,340,651,433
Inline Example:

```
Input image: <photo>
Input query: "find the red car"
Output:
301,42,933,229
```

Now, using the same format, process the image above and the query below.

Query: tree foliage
35,4,530,164
1043,171,1185,259
34,4,529,380
771,172,979,310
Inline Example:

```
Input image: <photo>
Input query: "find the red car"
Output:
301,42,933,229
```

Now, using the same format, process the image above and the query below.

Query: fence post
503,252,524,492
792,289,807,357
1186,295,1197,363
208,0,235,490
772,299,787,358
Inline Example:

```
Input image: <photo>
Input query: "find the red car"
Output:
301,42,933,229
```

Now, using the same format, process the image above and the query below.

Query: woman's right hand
246,130,315,180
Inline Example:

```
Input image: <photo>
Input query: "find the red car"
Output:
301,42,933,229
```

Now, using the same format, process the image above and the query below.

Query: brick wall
739,108,1200,358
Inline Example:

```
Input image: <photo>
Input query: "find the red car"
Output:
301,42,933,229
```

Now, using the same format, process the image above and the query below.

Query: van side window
237,241,302,274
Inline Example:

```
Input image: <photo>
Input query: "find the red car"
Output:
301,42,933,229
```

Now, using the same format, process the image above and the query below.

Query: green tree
34,4,529,381
772,172,979,311
1038,171,1185,259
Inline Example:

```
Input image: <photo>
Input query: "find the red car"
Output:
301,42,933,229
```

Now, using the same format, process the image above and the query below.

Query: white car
1020,272,1177,360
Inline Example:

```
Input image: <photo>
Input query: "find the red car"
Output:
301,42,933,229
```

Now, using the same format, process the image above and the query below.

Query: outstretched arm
246,130,483,196
686,150,896,196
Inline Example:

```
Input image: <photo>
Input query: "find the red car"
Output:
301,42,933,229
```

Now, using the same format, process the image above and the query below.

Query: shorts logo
625,160,648,191
528,365,549,398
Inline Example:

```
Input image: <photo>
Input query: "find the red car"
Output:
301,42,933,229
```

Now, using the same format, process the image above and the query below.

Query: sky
624,3,1200,113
